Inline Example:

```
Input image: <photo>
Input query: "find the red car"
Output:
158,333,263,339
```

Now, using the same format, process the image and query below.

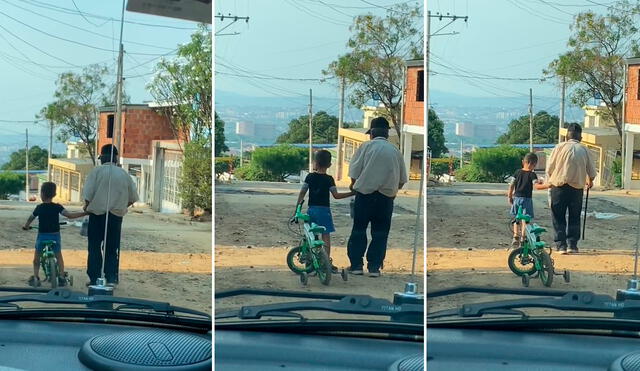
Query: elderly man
346,117,408,277
82,144,138,286
546,123,596,254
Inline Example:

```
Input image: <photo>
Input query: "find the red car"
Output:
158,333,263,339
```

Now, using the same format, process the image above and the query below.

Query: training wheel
300,272,308,286
68,276,74,287
563,270,570,283
521,274,530,287
341,269,348,282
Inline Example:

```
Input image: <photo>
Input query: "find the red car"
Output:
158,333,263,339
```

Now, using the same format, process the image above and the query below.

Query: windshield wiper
215,289,423,324
0,288,210,319
427,289,640,320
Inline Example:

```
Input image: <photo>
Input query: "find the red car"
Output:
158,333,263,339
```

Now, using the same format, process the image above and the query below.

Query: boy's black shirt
512,169,538,198
32,203,65,233
305,172,336,207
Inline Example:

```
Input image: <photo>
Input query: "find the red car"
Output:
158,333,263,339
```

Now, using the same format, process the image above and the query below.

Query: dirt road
427,183,640,313
0,202,211,314
214,182,424,313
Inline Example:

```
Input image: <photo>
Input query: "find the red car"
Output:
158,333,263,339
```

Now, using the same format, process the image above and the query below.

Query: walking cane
582,187,590,240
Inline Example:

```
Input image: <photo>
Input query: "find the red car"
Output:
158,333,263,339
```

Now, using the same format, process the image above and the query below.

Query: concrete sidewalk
216,180,423,198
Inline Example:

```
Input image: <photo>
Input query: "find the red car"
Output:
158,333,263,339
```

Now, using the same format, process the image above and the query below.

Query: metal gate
160,150,183,213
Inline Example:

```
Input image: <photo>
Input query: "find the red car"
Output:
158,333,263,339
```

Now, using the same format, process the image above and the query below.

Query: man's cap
365,117,390,134
100,144,118,156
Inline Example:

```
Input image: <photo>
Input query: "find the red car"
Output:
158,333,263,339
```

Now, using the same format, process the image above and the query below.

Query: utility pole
48,121,52,181
399,65,406,154
460,139,463,169
215,14,250,36
308,89,313,173
239,138,243,168
336,77,345,181
559,77,566,143
25,129,29,201
529,88,533,153
112,0,125,165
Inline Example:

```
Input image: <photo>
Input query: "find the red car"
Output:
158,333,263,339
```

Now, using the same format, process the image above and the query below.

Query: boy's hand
508,196,514,205
22,225,30,230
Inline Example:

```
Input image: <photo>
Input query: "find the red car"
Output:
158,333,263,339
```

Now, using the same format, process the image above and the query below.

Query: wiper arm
216,294,423,321
0,289,210,319
428,291,635,320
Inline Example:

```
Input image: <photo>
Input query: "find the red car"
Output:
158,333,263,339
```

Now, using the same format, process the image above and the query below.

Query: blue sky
428,0,619,117
214,0,424,109
0,0,200,140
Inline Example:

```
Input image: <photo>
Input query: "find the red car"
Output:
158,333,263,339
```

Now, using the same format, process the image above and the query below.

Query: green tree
497,111,575,145
2,146,49,170
324,3,422,139
215,112,228,156
180,139,212,215
459,146,527,183
39,64,125,165
148,24,212,142
0,172,24,199
248,145,308,182
544,0,640,139
428,109,448,158
277,111,339,144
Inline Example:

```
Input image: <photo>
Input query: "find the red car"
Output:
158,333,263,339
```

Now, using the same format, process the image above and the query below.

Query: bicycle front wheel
286,246,314,274
49,258,58,288
538,251,554,287
508,247,537,276
314,248,332,286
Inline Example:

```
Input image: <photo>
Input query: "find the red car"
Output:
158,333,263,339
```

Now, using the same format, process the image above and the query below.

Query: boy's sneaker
368,268,381,277
28,276,41,287
348,266,363,275
58,276,67,287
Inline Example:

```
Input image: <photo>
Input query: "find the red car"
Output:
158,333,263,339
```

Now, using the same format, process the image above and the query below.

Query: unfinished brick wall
403,65,424,127
627,64,640,125
98,107,176,159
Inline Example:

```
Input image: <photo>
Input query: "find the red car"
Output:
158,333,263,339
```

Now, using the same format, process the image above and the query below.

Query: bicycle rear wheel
538,251,554,287
49,258,58,289
315,248,332,286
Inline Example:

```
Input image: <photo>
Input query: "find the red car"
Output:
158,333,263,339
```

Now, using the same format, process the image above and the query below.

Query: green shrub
469,146,527,183
180,139,212,215
251,145,307,182
235,163,274,181
0,172,25,199
455,164,494,183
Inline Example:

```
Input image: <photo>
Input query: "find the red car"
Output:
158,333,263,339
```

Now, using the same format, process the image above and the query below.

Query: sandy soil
214,183,424,314
0,202,212,314
427,184,640,315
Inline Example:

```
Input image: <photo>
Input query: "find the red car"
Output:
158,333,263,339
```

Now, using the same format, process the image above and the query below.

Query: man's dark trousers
550,184,584,248
347,191,394,270
87,213,123,284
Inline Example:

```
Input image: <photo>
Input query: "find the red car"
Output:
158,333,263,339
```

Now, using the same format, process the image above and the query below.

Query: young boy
508,152,549,246
23,182,87,287
296,150,355,272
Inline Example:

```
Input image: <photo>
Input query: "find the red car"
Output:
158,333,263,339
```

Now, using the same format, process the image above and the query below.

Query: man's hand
586,177,594,189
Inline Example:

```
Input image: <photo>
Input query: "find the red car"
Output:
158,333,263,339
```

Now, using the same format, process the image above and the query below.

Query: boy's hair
524,152,538,166
41,182,56,199
314,150,332,168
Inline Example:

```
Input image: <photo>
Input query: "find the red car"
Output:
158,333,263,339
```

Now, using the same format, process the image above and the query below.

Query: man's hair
370,127,389,139
524,152,538,166
100,144,118,163
41,182,56,199
566,123,582,141
314,150,332,168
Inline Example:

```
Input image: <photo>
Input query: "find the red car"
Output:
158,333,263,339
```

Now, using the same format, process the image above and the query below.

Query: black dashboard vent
78,329,211,370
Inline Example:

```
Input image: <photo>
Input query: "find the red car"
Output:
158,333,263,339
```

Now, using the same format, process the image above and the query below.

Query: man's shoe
557,245,567,254
348,267,363,275
368,268,381,277
568,246,579,254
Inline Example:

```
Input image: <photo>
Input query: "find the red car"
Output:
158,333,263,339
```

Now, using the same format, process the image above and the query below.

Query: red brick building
623,58,640,189
401,59,425,179
98,104,182,209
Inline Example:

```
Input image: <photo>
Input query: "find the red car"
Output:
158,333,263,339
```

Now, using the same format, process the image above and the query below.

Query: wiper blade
216,294,422,321
427,286,570,299
0,288,210,319
428,291,636,320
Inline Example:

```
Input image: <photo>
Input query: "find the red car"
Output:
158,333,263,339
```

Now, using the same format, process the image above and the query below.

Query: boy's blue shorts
308,206,335,234
35,233,61,254
510,197,534,219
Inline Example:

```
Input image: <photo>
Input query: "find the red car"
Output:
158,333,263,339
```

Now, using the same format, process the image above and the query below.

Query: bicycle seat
309,224,326,234
530,225,546,234
312,240,325,247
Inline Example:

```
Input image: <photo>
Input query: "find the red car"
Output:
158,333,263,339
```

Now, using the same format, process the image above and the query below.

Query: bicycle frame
294,204,326,270
515,206,550,276
40,242,58,281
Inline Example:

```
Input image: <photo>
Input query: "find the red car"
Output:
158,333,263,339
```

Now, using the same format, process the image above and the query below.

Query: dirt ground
214,182,424,314
427,183,640,314
0,202,212,314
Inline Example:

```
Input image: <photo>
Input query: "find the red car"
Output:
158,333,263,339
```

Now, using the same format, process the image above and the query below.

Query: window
107,114,114,138
416,70,424,102
70,173,80,191
344,139,360,163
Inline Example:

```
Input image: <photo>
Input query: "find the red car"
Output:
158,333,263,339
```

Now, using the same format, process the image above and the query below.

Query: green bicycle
287,201,348,286
28,223,73,288
508,206,570,287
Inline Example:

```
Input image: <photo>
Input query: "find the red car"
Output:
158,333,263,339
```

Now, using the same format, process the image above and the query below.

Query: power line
0,22,79,67
430,70,541,81
216,71,324,81
71,0,106,27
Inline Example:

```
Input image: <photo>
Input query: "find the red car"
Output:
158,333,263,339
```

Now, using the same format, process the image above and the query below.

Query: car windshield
0,1,211,317
214,0,424,324
426,0,640,325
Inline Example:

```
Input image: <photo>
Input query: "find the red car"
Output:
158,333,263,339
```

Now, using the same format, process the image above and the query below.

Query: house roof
626,58,640,66
406,59,423,68
99,104,151,113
